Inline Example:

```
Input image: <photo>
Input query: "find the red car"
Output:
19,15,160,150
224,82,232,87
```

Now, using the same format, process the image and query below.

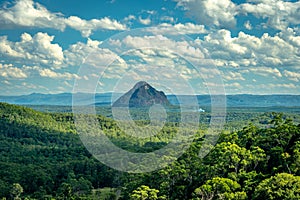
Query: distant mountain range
0,92,113,106
168,94,300,108
0,92,299,107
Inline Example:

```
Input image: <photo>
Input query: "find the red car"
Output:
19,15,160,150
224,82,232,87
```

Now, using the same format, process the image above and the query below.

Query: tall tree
130,185,165,200
253,173,300,200
10,183,23,200
192,177,246,200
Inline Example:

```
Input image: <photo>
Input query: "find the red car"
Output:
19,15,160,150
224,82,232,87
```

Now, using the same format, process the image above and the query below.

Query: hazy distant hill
0,92,113,106
168,94,300,107
0,92,299,108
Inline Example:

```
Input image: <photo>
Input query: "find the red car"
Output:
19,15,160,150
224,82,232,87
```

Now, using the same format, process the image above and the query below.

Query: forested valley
1,102,300,199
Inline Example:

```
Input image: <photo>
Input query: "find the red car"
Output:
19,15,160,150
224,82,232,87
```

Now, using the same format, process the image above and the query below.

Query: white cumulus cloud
175,0,237,28
283,70,300,82
149,23,207,35
175,0,300,30
239,0,300,30
0,0,65,30
0,63,27,78
38,68,79,80
138,16,151,25
200,29,300,69
0,0,127,37
244,20,252,30
65,16,127,37
0,32,64,67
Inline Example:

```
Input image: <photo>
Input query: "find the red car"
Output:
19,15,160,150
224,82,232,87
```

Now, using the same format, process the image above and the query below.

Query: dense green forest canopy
0,102,300,199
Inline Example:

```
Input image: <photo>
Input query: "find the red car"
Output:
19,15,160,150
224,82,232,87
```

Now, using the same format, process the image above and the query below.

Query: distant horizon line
1,92,300,97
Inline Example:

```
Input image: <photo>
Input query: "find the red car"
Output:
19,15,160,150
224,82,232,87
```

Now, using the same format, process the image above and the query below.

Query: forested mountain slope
0,103,117,199
0,103,300,199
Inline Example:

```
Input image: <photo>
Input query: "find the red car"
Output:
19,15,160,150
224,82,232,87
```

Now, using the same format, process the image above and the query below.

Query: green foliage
57,183,73,199
130,185,165,200
10,183,23,200
203,142,266,177
91,187,117,200
193,177,247,200
0,103,116,199
253,173,300,200
1,103,300,200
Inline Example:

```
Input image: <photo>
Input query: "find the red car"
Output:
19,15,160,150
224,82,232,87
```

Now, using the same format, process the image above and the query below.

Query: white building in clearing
198,108,205,112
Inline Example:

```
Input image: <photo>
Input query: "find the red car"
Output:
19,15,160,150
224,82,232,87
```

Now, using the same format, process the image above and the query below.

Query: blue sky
0,0,299,95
